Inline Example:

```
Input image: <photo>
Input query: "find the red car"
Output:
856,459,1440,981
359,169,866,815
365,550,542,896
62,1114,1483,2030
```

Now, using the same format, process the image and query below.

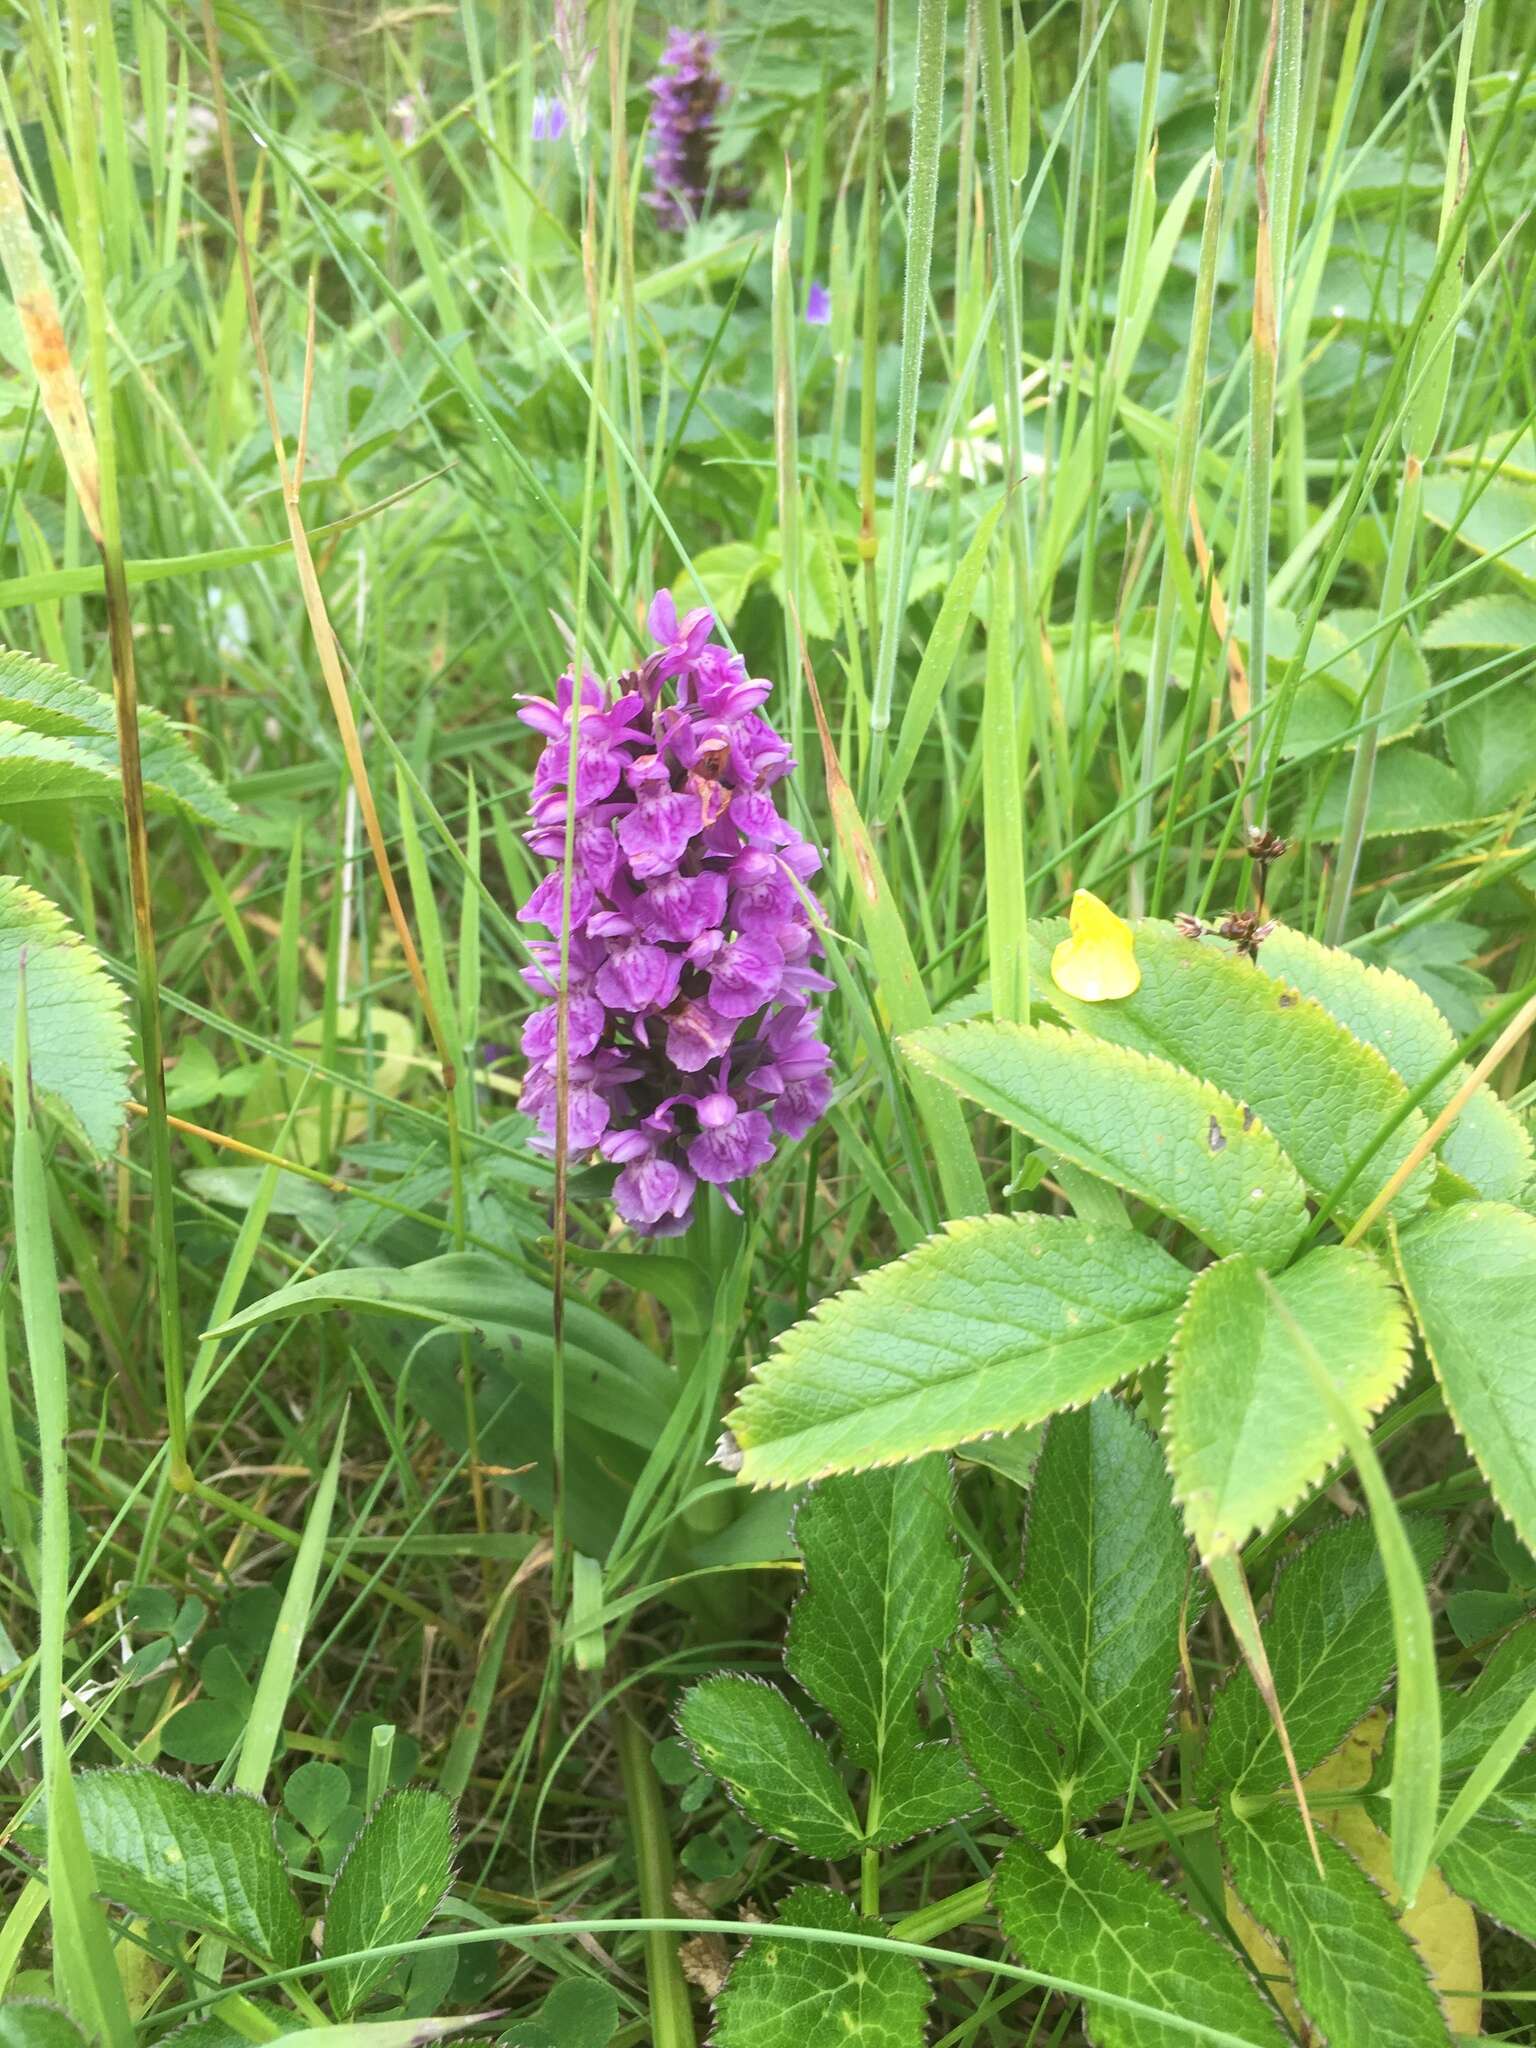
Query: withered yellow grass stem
1343,986,1536,1249
125,1100,347,1195
0,104,191,1484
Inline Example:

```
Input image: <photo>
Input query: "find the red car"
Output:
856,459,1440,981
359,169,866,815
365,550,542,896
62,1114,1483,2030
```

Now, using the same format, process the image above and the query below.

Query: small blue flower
805,280,832,327
531,93,568,143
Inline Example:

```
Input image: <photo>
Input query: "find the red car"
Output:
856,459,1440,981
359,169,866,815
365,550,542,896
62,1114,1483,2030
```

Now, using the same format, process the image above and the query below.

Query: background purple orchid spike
516,594,833,1236
645,28,735,230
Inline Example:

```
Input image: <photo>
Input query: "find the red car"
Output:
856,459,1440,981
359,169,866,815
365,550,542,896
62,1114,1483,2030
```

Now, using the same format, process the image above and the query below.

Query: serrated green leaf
676,1677,861,1858
1257,927,1532,1204
0,647,240,832
939,1629,1065,1839
1439,1620,1536,1781
1221,1803,1452,2046
1004,1398,1185,1823
1313,746,1480,837
904,1021,1308,1263
1200,1517,1443,1801
1439,1818,1536,1940
1421,474,1536,588
322,1789,455,2016
786,1459,960,1771
860,1740,978,1847
728,1216,1193,1488
1168,1248,1413,1558
1423,592,1536,647
27,1769,301,1969
992,1835,1288,2047
1397,1203,1536,1552
715,1885,928,2048
0,878,130,1156
0,2004,90,2048
1039,921,1436,1227
782,1459,972,1841
1445,683,1536,815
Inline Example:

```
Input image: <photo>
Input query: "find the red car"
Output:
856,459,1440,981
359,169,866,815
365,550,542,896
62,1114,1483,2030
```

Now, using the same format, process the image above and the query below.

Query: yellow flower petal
1051,889,1140,1002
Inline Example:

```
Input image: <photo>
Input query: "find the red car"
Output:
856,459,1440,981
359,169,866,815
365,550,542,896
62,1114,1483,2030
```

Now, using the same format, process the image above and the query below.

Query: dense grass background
2,0,1535,2040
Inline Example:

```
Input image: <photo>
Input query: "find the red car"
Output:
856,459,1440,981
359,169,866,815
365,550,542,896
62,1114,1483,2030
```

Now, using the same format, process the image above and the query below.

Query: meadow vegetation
1,2,1535,2044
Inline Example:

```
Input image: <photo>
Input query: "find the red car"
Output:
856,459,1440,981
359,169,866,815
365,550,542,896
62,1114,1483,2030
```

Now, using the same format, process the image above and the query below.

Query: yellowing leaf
1228,1711,1482,2040
1050,889,1140,1002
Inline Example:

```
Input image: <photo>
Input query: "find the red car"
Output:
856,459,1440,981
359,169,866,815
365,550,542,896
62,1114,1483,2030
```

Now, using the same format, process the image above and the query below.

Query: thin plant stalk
866,0,947,800
1130,0,1238,914
1325,0,1480,942
857,0,889,677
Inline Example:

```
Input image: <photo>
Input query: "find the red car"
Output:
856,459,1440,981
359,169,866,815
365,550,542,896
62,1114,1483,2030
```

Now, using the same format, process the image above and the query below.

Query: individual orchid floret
515,593,833,1235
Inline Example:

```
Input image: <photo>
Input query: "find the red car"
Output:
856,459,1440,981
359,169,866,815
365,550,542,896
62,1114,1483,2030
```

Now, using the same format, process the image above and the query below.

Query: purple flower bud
515,592,833,1232
805,280,832,327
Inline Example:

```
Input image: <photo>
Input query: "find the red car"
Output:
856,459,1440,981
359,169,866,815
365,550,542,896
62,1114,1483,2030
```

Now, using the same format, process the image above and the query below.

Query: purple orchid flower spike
515,593,833,1234
645,28,742,230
